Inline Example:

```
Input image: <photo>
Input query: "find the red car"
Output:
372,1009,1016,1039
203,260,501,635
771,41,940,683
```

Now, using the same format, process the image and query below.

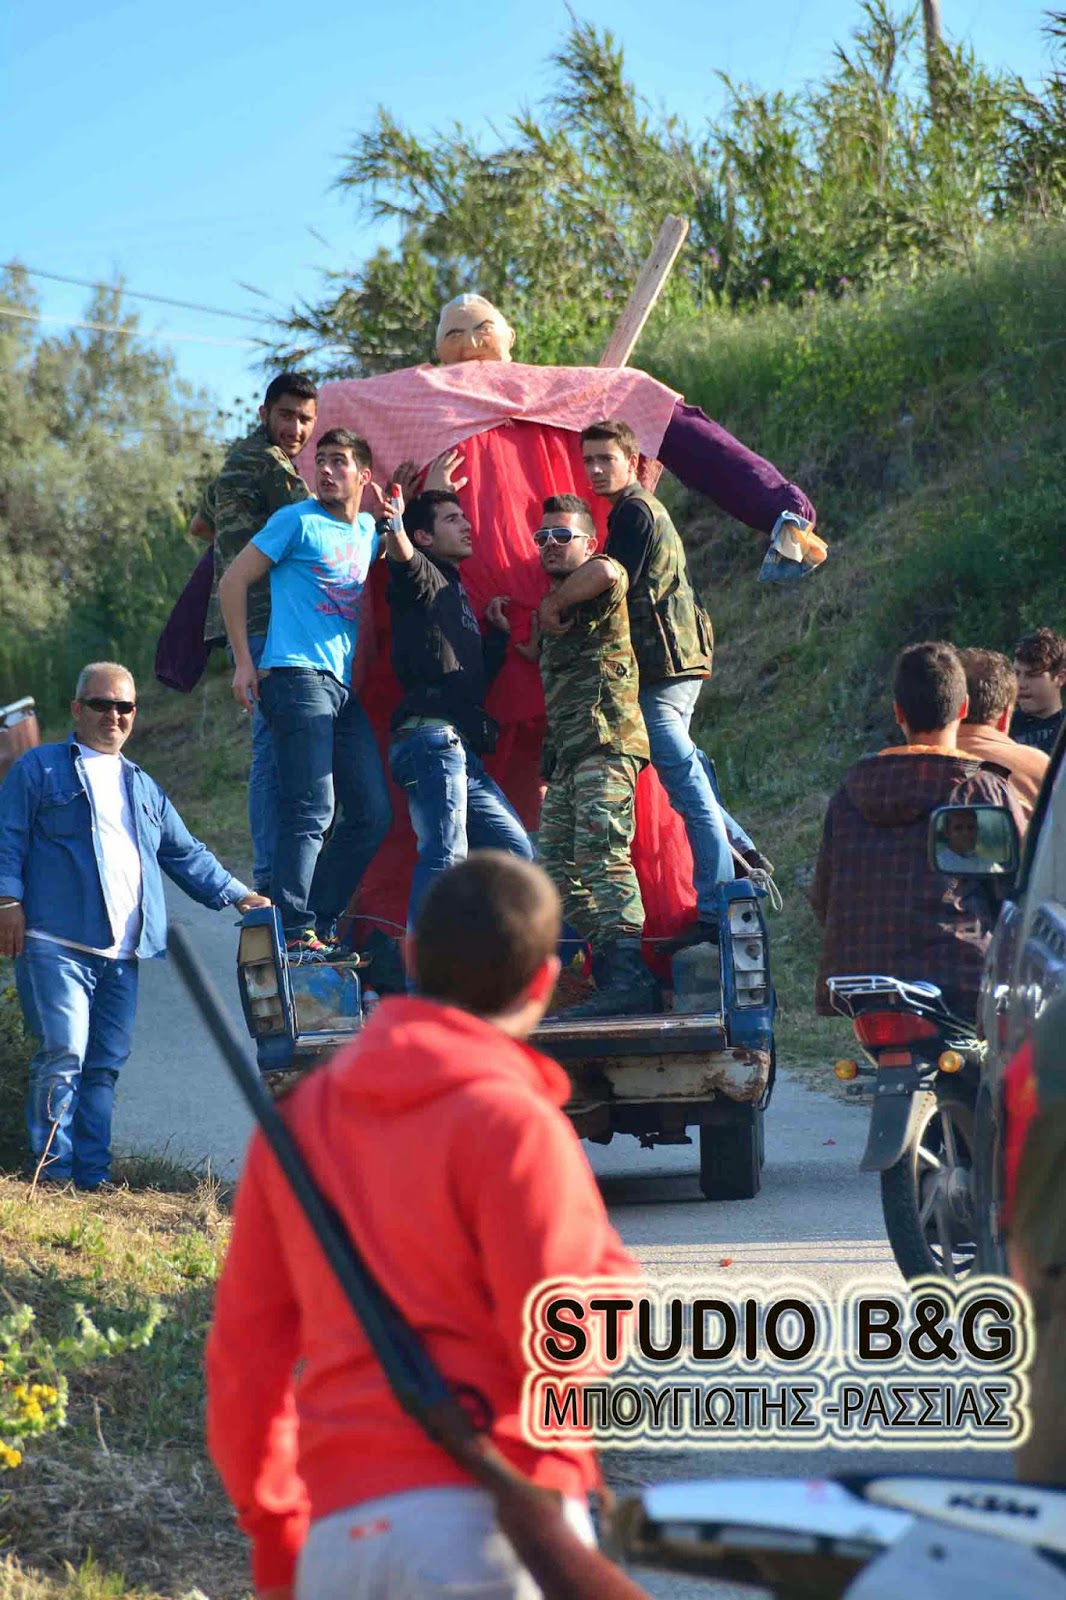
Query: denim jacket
0,737,248,960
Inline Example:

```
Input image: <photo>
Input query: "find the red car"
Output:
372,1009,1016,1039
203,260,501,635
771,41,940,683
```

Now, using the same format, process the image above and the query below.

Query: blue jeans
15,940,138,1186
639,678,735,919
388,725,533,930
259,669,392,938
228,633,279,890
699,751,756,855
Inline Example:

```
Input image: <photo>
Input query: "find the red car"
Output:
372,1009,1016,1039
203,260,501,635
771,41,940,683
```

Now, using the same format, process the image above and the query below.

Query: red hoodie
205,997,637,1589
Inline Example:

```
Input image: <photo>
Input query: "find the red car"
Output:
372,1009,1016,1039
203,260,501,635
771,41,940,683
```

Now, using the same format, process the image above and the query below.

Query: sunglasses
533,527,587,547
81,697,136,715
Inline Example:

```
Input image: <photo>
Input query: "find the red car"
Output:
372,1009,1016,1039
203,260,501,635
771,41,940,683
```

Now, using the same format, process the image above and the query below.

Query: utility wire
0,304,263,349
2,262,277,325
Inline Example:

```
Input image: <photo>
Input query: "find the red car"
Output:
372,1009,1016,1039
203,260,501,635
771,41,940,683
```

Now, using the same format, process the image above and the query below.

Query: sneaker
321,942,370,967
284,930,336,966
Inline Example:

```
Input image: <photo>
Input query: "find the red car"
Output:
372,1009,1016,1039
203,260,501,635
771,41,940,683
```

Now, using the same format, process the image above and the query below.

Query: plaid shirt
809,749,1023,1018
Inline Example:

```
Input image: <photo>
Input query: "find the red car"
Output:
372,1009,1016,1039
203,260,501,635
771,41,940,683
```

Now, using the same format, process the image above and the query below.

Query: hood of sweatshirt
325,995,572,1113
843,749,988,829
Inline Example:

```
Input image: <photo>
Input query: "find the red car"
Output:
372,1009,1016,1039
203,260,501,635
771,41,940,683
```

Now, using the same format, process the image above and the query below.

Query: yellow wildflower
0,1445,21,1469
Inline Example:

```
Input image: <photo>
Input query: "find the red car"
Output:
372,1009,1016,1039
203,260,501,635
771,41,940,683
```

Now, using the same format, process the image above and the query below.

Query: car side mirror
928,804,1019,878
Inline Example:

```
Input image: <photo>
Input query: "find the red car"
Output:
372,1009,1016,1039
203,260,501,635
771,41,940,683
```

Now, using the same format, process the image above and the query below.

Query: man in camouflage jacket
190,373,317,894
521,494,659,1017
550,418,762,942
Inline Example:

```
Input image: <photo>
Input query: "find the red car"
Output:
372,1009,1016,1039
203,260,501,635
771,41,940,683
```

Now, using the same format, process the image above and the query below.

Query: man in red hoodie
206,851,638,1599
810,640,1024,1021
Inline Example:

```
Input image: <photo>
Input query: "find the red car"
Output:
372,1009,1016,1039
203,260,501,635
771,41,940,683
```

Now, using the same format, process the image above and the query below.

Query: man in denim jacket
0,661,268,1190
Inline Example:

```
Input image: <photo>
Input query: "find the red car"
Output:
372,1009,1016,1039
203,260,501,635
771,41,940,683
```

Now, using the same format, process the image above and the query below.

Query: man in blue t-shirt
220,428,391,958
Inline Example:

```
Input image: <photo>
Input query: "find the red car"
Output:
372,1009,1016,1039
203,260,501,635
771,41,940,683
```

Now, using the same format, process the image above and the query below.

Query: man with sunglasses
0,662,268,1190
382,487,533,930
511,496,659,1017
568,417,774,942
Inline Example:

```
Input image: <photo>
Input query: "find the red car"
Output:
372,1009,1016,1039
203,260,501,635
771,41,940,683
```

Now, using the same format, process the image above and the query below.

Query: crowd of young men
189,363,1065,1026
200,370,763,1011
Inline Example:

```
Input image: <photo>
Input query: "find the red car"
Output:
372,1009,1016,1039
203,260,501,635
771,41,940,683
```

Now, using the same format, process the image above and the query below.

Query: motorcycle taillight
853,1011,940,1047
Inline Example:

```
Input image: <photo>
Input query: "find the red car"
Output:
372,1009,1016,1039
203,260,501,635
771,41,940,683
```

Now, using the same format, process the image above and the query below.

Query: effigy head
435,294,516,364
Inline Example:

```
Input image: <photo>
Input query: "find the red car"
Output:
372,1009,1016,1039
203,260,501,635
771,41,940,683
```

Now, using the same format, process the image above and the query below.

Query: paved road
116,886,1015,1598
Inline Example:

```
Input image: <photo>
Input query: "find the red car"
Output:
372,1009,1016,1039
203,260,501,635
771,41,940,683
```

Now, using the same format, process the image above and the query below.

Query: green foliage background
270,3,1066,374
0,270,220,717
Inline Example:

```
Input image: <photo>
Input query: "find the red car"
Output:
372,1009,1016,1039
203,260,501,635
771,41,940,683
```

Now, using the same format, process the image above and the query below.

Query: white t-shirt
27,744,144,959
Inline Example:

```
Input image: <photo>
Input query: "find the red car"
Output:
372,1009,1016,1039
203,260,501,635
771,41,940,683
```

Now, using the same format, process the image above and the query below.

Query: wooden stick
598,215,690,369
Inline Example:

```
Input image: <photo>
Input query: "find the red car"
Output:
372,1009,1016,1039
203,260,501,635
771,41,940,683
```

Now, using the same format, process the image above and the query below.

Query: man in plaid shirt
810,641,1024,1022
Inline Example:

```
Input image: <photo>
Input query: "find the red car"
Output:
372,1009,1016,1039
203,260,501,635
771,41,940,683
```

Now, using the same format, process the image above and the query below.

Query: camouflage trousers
538,753,645,944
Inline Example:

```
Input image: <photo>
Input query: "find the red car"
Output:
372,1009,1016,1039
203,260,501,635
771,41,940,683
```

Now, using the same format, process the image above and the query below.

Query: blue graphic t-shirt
253,501,381,684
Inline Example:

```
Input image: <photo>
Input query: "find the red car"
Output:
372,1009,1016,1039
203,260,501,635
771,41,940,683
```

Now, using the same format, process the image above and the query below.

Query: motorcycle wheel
880,1085,977,1282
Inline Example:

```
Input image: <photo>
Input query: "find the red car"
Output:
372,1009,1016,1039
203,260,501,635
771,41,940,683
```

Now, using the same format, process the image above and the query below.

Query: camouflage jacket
202,423,310,642
605,483,714,684
538,560,650,778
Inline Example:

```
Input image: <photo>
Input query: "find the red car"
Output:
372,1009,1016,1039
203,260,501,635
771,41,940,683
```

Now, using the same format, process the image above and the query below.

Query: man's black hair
315,428,372,471
263,371,318,410
958,647,1017,725
1014,627,1066,677
404,490,461,542
893,641,967,733
580,418,640,458
542,494,595,535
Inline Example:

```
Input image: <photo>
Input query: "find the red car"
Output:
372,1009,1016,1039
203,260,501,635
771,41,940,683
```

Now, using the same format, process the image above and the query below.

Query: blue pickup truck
236,877,776,1201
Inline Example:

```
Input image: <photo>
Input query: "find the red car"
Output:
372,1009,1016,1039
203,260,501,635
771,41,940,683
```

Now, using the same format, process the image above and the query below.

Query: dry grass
0,1176,250,1600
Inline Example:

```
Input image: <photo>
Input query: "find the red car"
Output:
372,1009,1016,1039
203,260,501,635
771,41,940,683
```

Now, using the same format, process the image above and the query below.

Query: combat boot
564,939,661,1020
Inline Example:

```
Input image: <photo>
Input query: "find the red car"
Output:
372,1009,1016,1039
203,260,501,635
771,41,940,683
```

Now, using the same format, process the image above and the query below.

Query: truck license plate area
566,1048,771,1104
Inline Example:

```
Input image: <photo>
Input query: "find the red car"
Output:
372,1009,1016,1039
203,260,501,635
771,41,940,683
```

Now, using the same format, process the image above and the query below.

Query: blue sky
2,0,1055,413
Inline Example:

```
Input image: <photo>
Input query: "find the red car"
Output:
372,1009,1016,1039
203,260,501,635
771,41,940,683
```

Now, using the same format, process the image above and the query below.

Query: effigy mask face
435,296,516,364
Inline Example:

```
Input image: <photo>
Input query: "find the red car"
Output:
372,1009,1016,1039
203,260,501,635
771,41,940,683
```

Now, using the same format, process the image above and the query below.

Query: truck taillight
728,901,768,1008
238,921,287,1037
853,1011,940,1048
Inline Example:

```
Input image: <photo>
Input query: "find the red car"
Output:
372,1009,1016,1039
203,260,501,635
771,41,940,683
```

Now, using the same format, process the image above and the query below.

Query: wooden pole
922,0,944,110
598,215,690,369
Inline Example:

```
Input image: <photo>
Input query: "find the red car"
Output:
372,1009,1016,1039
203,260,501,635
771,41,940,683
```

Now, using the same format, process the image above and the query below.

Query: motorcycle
827,974,985,1282
614,1473,1066,1599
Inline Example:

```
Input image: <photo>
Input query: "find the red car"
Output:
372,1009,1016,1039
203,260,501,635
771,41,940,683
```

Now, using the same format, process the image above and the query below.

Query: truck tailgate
532,1010,770,1109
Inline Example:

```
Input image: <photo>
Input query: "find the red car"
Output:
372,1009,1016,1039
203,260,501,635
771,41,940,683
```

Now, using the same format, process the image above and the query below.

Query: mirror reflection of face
537,511,595,577
945,811,979,856
436,302,515,364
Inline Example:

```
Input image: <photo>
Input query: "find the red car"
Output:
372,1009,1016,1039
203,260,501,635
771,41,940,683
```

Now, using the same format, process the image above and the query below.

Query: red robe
348,420,696,956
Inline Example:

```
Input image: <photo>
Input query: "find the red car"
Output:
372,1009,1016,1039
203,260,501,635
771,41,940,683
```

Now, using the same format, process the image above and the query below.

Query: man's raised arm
538,557,620,635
